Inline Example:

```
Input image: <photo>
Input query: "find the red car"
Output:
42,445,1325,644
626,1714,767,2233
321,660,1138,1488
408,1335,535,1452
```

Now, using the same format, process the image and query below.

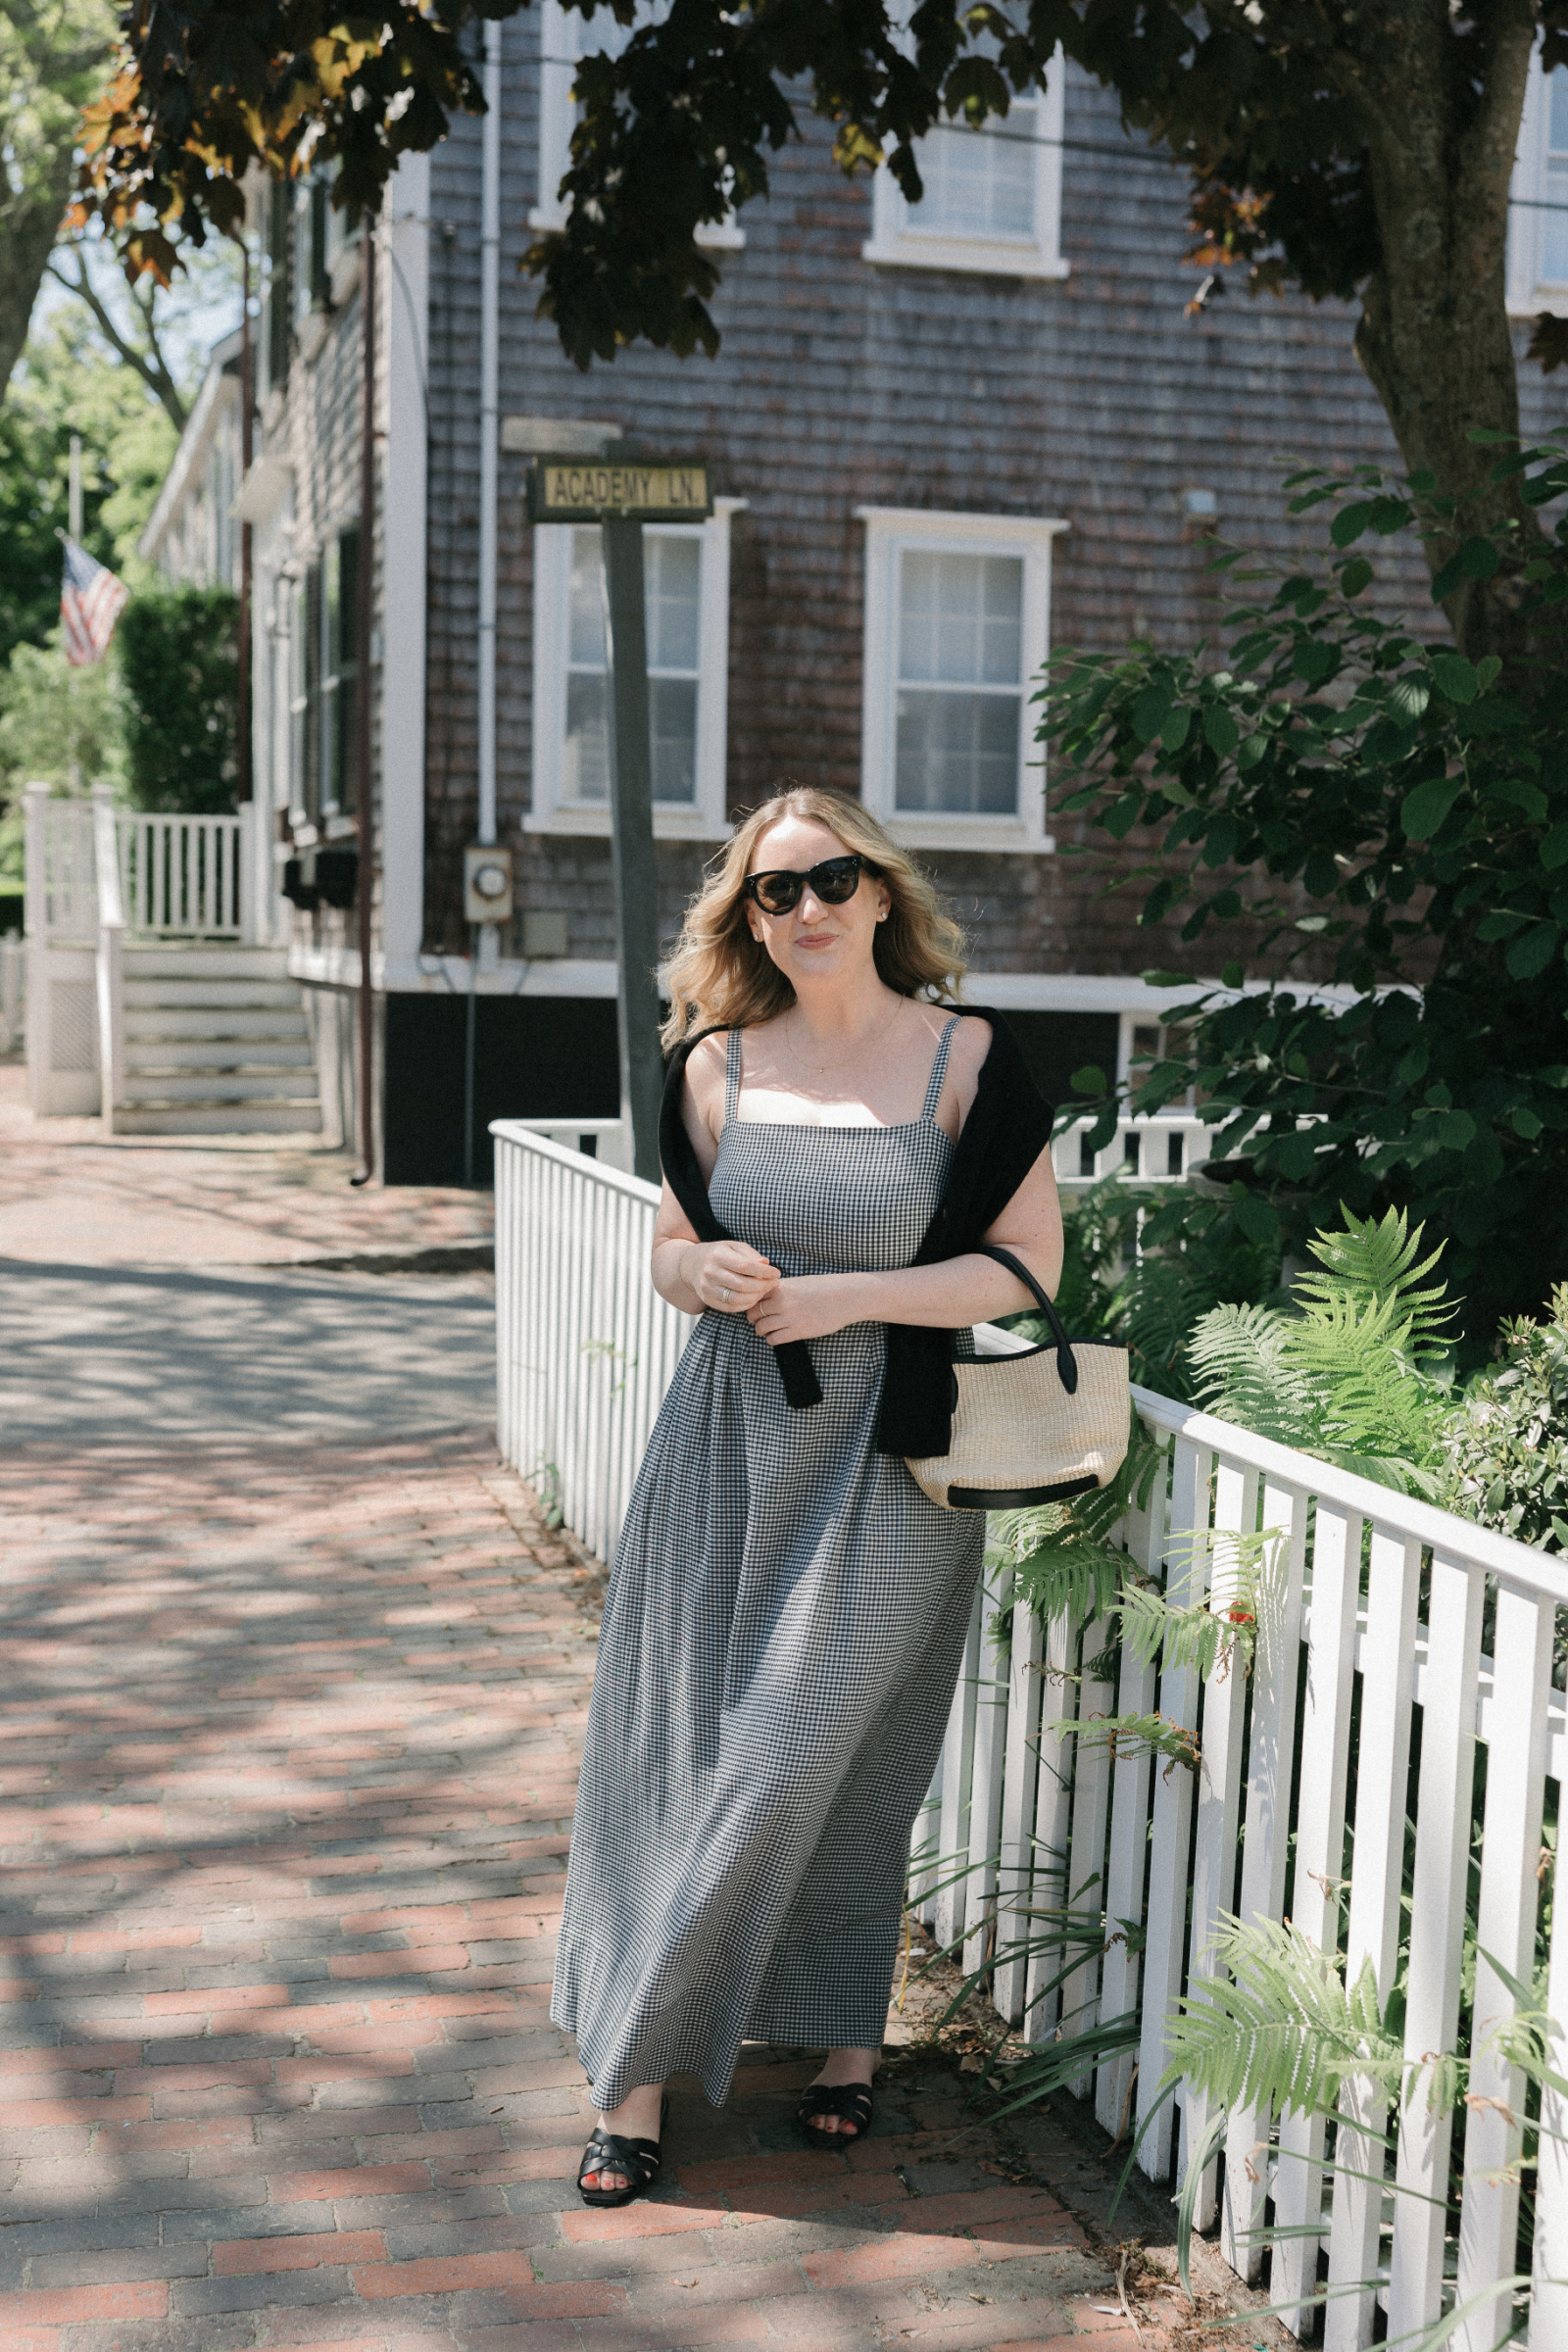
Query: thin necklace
785,995,906,1078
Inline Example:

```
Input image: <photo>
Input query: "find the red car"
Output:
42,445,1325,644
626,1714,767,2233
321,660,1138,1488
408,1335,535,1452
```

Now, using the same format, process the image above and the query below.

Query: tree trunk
1349,5,1543,668
0,142,76,402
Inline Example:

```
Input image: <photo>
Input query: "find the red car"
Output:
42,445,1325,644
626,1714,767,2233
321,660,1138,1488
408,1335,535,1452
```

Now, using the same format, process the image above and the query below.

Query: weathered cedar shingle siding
417,46,1546,970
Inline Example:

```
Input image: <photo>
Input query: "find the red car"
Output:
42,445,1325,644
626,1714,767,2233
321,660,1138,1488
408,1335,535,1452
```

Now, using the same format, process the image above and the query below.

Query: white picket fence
491,1119,1568,2349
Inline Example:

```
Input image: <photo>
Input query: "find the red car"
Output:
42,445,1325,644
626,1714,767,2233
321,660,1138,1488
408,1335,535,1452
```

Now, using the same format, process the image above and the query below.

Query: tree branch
45,244,188,430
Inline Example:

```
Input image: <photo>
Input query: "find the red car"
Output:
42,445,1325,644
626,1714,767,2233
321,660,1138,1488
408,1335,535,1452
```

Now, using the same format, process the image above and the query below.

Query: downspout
477,19,501,858
352,207,379,1185
466,17,502,1188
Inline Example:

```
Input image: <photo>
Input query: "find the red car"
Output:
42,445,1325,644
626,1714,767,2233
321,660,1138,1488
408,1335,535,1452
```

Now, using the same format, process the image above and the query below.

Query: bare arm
651,1040,782,1317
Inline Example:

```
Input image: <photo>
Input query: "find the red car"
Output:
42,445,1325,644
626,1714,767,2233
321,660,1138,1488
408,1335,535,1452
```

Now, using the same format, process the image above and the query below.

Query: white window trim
531,0,745,248
857,506,1067,854
862,44,1067,278
527,498,744,840
1509,39,1568,315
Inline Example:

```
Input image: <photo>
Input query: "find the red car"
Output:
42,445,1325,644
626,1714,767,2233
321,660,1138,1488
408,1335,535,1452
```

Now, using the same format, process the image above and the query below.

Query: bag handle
977,1245,1079,1396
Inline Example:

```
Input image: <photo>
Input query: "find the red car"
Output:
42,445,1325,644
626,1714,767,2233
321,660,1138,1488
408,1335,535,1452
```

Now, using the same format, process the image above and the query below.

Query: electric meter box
464,844,514,927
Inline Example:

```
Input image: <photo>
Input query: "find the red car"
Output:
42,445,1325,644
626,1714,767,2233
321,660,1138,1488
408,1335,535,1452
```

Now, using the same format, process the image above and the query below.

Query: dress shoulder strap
723,1027,743,1126
920,1013,962,1123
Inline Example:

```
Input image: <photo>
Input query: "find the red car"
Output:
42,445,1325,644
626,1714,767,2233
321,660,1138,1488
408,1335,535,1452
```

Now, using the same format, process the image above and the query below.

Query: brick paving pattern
0,1430,1164,2351
0,1065,493,1268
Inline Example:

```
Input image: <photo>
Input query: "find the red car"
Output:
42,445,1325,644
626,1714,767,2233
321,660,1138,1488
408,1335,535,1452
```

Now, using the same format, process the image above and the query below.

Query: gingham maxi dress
552,1019,986,2111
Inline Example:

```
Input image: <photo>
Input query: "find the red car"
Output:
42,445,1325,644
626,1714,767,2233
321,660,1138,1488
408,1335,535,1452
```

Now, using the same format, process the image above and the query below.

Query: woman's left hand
747,1275,862,1347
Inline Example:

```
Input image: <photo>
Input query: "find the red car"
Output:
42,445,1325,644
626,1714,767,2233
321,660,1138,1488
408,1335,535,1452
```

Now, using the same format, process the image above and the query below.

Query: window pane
564,672,610,803
646,533,701,672
1547,154,1568,283
568,529,607,666
1550,63,1568,154
910,102,1036,240
895,688,1019,814
899,550,1022,687
651,677,698,802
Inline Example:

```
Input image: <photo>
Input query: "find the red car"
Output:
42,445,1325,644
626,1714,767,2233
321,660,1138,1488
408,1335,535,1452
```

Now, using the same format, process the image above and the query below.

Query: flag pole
68,436,82,795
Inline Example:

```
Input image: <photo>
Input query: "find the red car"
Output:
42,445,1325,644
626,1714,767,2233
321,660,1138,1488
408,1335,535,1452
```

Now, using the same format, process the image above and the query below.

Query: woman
552,787,1063,2202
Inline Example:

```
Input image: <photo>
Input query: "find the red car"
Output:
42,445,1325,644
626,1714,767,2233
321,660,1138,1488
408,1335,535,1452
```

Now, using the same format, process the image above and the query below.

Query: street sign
528,449,715,1185
528,457,712,524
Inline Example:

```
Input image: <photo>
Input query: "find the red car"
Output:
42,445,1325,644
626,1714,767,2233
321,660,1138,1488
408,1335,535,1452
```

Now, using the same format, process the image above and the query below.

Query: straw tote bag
905,1245,1131,1512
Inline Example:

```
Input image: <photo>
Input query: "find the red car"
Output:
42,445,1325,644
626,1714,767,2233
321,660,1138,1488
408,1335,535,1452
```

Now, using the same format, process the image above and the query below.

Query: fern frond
1295,1204,1455,1349
1159,1916,1404,2122
1188,1301,1318,1446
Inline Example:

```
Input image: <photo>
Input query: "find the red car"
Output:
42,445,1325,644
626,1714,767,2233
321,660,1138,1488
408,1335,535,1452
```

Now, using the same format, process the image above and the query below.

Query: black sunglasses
743,854,865,916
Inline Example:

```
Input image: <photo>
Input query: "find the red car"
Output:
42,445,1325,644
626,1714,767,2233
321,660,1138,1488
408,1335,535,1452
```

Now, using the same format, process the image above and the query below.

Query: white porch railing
493,1118,1568,2347
117,808,249,938
23,788,265,1118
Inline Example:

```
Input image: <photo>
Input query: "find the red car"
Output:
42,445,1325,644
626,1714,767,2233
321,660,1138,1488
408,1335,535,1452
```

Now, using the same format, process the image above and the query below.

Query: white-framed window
862,40,1067,278
531,0,744,248
528,501,743,839
1508,42,1568,314
857,507,1067,853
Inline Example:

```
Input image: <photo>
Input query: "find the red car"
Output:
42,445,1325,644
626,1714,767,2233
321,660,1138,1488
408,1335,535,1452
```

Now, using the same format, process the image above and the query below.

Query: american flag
61,538,129,667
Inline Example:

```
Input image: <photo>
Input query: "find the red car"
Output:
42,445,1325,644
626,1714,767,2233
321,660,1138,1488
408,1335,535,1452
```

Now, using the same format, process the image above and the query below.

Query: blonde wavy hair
661,788,967,1048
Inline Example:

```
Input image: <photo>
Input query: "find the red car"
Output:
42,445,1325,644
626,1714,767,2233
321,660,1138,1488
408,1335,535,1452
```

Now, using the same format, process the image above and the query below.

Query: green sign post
529,457,714,1186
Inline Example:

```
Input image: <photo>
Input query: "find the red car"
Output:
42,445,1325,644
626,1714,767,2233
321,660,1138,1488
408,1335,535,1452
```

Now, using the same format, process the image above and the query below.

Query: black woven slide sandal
797,2080,874,2150
577,2092,670,2208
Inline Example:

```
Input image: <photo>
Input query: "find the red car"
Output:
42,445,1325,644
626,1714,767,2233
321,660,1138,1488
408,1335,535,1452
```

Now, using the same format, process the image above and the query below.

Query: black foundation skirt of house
383,993,620,1187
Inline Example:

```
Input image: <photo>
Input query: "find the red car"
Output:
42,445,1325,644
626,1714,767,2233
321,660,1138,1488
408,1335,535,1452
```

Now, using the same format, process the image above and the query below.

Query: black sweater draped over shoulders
658,1004,1055,1460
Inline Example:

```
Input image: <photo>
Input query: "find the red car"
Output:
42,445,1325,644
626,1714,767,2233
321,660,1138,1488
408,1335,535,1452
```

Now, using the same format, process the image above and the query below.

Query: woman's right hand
681,1240,780,1313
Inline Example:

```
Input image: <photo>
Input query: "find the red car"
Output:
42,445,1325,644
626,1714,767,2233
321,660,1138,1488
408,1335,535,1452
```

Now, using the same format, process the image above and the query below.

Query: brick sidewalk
0,1432,1164,2352
0,1062,492,1268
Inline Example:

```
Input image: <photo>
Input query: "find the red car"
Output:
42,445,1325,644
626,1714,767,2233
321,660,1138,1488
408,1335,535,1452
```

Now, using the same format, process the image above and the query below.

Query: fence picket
1223,1479,1307,2280
1324,1530,1421,2352
1183,1458,1254,2228
1453,1581,1555,2352
994,1594,1044,2027
1063,1613,1115,2095
1136,1431,1208,2180
1387,1549,1485,2337
1095,1459,1165,2136
1272,1499,1362,2335
961,1565,1012,1981
1023,1607,1078,2042
935,1593,983,1955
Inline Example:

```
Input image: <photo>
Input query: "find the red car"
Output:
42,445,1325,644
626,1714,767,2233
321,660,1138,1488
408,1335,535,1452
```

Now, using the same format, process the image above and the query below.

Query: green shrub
116,584,238,813
1440,1284,1568,1550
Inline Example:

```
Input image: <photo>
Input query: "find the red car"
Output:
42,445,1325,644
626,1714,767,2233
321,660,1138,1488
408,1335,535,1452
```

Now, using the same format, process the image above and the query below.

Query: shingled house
141,29,1568,1181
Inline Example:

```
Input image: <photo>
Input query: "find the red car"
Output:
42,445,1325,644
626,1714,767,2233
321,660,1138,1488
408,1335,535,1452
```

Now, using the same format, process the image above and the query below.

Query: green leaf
1232,1189,1280,1245
1513,1106,1544,1140
1339,556,1373,598
1236,732,1268,771
1508,923,1560,980
1330,499,1378,548
1070,1064,1107,1098
1132,682,1172,745
1475,654,1503,692
1539,821,1568,870
1431,652,1479,704
1221,960,1245,989
1201,703,1239,757
1140,969,1194,988
1487,777,1550,822
1400,774,1464,839
1386,676,1431,726
1293,639,1337,686
1159,703,1192,753
1459,535,1500,580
